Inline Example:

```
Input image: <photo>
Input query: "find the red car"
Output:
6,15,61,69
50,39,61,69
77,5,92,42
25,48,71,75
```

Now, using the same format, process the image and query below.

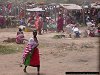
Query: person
97,10,100,23
16,28,25,44
22,30,40,75
97,26,100,36
5,17,11,28
66,24,73,38
43,18,48,33
0,15,5,28
57,14,64,32
72,25,80,38
88,25,96,37
34,14,43,35
20,18,26,26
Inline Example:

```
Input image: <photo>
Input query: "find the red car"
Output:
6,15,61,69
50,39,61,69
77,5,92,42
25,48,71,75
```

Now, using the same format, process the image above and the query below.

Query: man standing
57,14,64,32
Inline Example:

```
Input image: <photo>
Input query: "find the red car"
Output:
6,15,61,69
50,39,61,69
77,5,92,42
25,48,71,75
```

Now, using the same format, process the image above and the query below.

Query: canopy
26,7,45,12
60,4,82,10
91,2,100,9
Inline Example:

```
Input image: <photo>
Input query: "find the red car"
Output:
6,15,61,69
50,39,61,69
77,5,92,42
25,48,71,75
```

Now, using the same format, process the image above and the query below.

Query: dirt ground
0,28,99,75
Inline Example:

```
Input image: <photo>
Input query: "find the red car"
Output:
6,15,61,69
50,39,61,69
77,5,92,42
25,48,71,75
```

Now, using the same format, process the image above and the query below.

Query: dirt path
0,28,99,75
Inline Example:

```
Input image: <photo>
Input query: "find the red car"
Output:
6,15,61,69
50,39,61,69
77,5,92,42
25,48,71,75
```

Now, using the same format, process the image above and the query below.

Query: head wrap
33,28,37,32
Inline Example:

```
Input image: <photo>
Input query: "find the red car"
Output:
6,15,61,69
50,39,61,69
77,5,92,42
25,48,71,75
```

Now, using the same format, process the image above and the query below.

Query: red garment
16,34,24,44
98,30,100,33
34,17,43,34
28,17,33,23
34,18,39,30
7,3,12,10
30,48,40,67
57,16,64,31
89,32,95,37
0,16,5,25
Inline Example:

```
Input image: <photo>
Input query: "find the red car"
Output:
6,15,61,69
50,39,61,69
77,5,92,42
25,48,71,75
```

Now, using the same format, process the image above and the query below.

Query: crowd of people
0,1,100,74
15,11,100,74
16,8,100,40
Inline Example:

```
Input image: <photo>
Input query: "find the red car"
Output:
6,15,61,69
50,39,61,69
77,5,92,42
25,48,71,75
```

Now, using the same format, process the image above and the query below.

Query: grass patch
53,35,65,39
0,44,23,55
81,43,95,48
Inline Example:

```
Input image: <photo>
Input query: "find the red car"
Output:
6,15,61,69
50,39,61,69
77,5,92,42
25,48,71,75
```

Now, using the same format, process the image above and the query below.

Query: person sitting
72,25,80,38
88,25,96,37
66,24,73,38
16,28,25,44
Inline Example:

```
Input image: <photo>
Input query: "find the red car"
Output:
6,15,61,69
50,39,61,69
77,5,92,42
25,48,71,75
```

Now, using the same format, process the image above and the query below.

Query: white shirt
28,37,38,48
73,27,79,32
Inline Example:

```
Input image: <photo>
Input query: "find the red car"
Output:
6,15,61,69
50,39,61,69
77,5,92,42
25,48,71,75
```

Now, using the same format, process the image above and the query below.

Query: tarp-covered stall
91,2,100,9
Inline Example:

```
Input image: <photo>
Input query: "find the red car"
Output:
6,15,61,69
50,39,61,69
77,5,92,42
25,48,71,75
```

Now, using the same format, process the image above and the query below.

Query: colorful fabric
89,32,95,37
19,11,25,19
48,23,56,29
34,17,43,34
16,33,24,44
34,18,39,30
24,53,31,66
30,48,40,67
89,26,95,37
35,17,43,29
23,37,40,67
23,44,32,62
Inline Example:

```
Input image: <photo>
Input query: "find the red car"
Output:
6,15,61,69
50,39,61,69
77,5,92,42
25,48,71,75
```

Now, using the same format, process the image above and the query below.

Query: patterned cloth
22,37,40,67
16,34,24,44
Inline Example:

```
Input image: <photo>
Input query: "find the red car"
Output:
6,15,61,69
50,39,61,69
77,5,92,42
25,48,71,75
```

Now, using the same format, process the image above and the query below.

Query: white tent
60,4,82,10
26,7,45,12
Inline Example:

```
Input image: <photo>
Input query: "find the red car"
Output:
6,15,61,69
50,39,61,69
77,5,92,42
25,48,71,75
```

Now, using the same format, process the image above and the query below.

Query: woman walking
22,30,40,75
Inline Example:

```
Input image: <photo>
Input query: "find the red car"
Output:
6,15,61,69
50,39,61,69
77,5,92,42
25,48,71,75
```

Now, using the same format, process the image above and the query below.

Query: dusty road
0,28,99,75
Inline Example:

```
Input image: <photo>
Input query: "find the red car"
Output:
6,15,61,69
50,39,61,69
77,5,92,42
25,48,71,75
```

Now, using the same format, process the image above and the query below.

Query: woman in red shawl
57,14,64,32
23,30,40,75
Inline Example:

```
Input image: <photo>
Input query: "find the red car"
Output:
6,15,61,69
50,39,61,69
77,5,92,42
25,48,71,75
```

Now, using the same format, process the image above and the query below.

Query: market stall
91,2,100,9
26,7,45,12
60,4,82,10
